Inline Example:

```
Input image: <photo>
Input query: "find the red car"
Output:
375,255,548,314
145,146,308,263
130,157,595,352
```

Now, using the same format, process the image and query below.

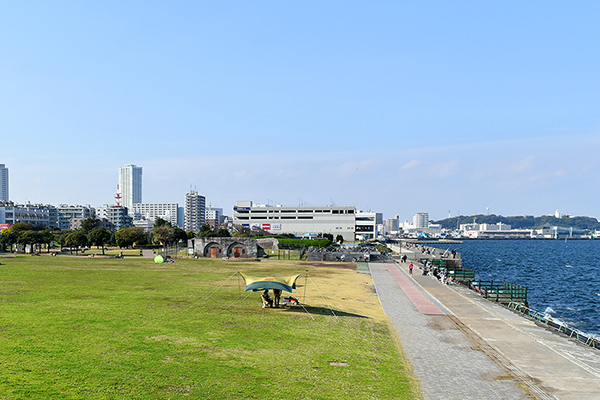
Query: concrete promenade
370,250,600,399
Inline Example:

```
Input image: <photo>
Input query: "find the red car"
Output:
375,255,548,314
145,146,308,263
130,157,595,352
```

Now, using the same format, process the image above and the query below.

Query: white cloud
401,160,421,170
553,170,567,177
504,155,536,175
429,159,460,179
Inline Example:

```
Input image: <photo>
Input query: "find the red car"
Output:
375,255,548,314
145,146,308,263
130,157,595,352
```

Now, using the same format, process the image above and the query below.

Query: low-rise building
537,225,584,239
132,218,155,232
96,204,132,230
464,229,532,239
355,211,383,240
0,201,51,227
54,204,95,230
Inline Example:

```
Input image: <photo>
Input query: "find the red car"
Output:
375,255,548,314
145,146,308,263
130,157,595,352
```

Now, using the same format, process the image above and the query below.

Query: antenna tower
114,184,122,207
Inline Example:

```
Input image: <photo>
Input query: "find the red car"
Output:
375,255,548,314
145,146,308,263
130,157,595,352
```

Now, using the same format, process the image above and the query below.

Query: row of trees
0,223,54,253
0,218,193,254
0,218,238,255
0,220,116,255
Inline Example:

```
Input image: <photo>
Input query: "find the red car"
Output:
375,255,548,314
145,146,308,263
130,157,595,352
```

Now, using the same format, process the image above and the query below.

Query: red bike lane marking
384,263,444,315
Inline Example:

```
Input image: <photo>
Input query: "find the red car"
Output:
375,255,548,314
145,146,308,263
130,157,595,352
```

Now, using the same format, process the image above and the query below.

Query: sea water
429,239,600,336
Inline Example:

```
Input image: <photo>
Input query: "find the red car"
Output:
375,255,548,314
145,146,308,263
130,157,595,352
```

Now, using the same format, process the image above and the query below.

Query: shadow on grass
279,305,368,319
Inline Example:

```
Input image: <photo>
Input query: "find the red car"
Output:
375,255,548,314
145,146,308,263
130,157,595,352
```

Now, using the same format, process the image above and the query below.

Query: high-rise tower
118,164,142,211
184,190,206,233
0,164,8,201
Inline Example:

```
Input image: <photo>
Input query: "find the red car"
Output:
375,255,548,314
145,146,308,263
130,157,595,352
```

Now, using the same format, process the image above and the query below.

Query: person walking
409,262,414,274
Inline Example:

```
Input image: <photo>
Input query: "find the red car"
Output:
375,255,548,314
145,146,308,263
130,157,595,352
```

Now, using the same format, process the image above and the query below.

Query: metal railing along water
508,302,599,350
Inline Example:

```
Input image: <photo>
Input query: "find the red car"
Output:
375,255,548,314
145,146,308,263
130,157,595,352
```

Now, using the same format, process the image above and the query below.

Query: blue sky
1,2,599,221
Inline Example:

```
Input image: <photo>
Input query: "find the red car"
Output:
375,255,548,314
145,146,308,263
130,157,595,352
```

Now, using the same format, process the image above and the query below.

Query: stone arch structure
203,242,223,258
188,237,258,259
226,242,247,258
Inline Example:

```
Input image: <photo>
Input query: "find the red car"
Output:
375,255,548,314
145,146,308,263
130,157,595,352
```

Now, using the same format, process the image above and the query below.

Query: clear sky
1,2,599,221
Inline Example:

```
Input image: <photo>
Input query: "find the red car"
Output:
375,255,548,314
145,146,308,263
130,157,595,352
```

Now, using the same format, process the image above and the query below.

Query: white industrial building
232,201,382,241
459,222,533,238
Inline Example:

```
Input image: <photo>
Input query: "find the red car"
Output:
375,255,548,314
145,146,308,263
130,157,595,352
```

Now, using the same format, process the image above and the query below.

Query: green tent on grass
154,255,164,263
239,272,301,293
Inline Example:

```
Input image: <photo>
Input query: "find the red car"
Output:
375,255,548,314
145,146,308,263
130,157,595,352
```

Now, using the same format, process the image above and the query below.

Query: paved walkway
370,254,600,400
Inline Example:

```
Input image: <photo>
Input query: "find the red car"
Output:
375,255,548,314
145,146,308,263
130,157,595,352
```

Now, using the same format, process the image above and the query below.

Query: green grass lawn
81,248,143,256
0,256,418,399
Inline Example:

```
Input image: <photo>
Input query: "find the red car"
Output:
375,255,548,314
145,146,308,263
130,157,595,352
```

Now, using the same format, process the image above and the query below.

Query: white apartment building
118,164,142,211
401,212,442,236
184,190,206,232
0,164,8,201
132,203,181,228
205,205,223,228
383,216,401,236
413,212,429,229
232,201,358,242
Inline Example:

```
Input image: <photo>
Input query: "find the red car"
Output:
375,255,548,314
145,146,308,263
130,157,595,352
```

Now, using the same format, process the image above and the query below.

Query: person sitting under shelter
261,290,274,308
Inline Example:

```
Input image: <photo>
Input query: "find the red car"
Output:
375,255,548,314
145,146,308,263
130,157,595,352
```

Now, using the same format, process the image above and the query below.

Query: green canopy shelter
239,272,301,293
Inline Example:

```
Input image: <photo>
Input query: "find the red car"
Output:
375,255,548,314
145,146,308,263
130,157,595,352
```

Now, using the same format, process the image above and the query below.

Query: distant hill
432,214,600,231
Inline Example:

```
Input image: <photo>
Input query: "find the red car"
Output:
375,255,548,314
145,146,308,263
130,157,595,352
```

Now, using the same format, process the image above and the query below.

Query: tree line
0,218,227,254
433,214,600,230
